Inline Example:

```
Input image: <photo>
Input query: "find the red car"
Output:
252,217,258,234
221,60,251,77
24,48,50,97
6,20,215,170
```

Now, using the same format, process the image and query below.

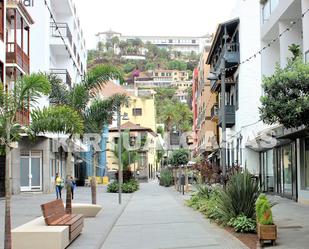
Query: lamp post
117,109,129,205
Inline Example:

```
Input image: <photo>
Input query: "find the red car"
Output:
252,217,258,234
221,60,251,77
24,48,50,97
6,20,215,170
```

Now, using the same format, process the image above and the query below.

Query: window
132,108,142,116
304,138,309,189
192,40,196,44
169,39,173,43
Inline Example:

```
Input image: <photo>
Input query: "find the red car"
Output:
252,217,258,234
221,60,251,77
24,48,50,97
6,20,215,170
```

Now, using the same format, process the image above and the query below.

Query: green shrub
160,168,173,187
123,180,139,193
196,184,211,199
107,181,119,193
107,180,139,193
228,214,256,233
214,171,260,224
255,194,274,225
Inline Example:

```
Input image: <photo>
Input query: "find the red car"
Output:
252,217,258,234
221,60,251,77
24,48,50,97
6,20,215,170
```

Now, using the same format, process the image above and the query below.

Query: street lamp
117,111,129,205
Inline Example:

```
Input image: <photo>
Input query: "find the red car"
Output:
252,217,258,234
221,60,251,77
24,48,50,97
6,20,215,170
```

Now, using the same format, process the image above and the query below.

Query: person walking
55,173,63,199
70,176,76,200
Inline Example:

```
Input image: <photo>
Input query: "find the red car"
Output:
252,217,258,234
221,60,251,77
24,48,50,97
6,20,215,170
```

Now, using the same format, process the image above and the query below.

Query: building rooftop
96,81,133,98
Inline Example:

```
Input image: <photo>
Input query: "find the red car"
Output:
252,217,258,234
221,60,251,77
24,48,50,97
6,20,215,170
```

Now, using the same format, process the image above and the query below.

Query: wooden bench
41,199,84,242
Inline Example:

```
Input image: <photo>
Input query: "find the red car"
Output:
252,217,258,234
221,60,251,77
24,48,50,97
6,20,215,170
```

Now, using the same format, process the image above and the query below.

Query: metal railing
50,69,72,87
50,22,73,46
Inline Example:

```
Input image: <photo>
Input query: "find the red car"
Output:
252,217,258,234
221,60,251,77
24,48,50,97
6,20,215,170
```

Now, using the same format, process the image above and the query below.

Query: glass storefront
260,150,275,193
261,141,297,200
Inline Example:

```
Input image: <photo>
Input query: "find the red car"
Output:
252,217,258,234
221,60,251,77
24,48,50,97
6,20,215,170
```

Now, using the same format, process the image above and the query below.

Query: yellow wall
106,94,158,176
121,96,156,132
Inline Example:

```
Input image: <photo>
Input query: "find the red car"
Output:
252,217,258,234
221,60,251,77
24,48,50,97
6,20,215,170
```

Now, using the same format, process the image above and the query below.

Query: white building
96,30,212,54
212,0,309,204
26,0,87,93
257,0,309,204
0,0,87,195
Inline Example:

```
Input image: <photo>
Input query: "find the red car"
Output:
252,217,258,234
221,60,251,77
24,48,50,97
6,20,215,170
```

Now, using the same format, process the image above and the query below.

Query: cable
43,0,84,77
223,7,309,72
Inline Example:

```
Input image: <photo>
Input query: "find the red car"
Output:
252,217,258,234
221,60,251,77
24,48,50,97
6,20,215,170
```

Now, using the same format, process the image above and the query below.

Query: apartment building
134,69,189,88
193,47,218,159
2,0,87,194
96,30,213,54
0,0,35,196
257,0,309,204
26,0,87,96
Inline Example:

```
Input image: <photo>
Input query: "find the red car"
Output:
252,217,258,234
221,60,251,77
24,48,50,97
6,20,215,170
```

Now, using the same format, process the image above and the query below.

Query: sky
74,0,238,49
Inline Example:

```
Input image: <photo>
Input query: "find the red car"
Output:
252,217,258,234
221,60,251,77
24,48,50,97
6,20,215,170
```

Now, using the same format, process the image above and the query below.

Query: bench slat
41,200,84,244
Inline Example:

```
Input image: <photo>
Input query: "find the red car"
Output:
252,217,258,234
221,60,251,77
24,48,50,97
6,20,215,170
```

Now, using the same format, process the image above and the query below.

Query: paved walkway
0,186,132,249
271,196,309,249
101,182,248,249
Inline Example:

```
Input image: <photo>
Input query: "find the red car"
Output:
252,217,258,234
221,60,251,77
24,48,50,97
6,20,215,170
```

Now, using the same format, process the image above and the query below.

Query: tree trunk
4,145,11,249
65,139,73,214
91,149,97,205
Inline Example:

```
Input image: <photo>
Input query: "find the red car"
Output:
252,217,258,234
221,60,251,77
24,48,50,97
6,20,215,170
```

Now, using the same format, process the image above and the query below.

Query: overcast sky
74,0,238,49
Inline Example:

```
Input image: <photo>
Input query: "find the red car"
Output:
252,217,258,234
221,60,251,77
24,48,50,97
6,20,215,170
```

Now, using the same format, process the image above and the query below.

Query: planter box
257,223,277,245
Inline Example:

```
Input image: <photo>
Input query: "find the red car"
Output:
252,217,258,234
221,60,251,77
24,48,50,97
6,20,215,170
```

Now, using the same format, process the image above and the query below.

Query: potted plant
255,194,277,246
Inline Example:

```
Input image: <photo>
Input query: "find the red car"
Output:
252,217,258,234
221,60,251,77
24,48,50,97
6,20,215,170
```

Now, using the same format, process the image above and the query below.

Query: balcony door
20,151,42,192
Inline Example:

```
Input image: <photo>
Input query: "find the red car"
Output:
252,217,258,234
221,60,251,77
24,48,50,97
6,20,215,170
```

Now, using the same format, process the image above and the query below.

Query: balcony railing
50,69,72,88
211,104,219,120
213,42,240,73
6,42,29,74
16,109,30,126
218,105,235,128
210,77,236,92
50,22,73,46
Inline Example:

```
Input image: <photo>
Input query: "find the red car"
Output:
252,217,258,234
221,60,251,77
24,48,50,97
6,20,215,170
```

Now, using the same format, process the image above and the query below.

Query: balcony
50,22,73,46
210,77,236,92
197,109,206,129
218,105,235,128
213,42,240,73
211,104,219,121
50,69,72,88
6,42,29,74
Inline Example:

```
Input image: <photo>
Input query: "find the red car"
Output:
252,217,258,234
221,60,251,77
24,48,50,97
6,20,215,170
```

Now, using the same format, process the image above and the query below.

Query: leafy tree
260,44,309,128
97,41,105,51
145,62,155,70
0,74,51,249
168,60,187,71
123,63,136,74
169,149,189,166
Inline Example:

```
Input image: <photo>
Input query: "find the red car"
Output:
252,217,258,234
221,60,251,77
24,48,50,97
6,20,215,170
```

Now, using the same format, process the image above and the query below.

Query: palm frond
83,65,124,91
30,106,84,136
15,73,51,108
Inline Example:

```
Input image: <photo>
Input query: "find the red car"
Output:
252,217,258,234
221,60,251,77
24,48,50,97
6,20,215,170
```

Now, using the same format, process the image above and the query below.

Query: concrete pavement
0,186,132,249
270,196,309,249
101,181,248,249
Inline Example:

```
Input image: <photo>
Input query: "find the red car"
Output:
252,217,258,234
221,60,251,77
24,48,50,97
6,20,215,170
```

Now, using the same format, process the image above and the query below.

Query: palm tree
84,94,129,204
48,64,124,208
0,74,51,249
